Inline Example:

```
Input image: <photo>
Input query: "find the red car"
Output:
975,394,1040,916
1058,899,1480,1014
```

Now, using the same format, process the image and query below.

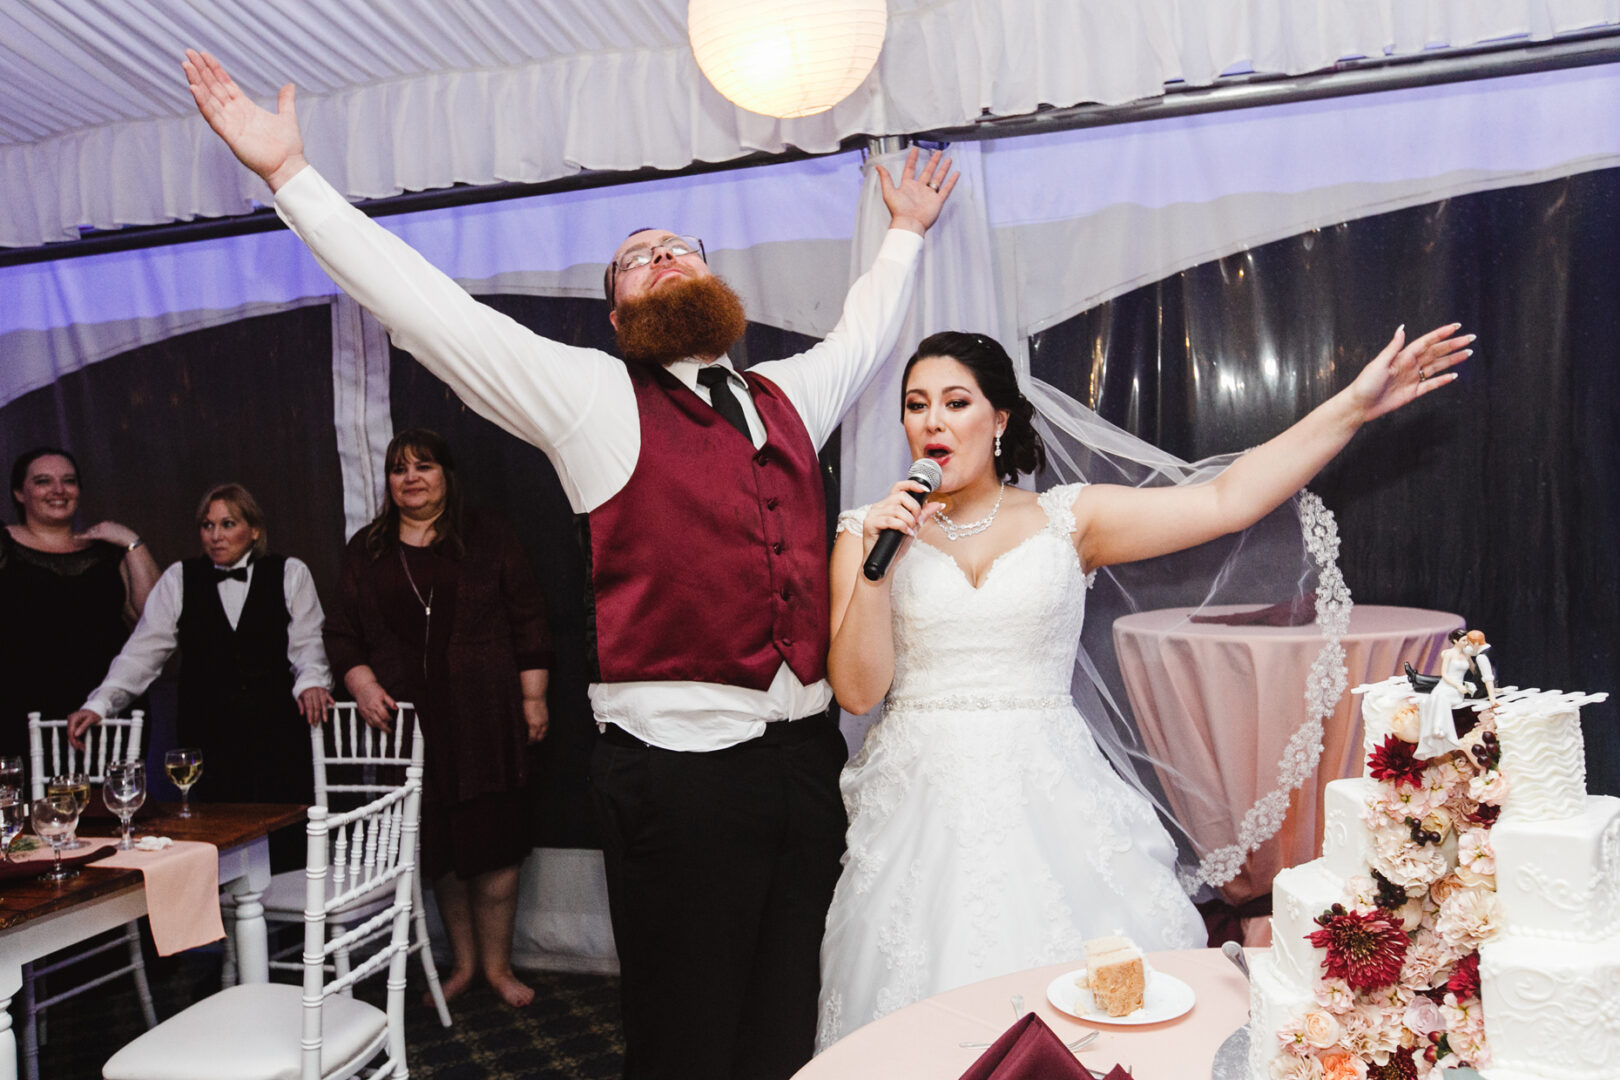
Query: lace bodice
838,484,1091,705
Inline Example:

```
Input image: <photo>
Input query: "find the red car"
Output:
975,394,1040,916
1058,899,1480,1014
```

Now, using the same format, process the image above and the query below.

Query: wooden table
797,949,1250,1079
0,802,306,1080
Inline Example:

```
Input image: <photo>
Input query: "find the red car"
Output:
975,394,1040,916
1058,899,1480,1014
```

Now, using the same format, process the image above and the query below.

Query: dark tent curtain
0,304,345,789
1029,166,1620,795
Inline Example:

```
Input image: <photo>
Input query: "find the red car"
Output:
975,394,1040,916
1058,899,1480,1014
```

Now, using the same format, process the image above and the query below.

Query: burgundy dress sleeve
323,536,374,681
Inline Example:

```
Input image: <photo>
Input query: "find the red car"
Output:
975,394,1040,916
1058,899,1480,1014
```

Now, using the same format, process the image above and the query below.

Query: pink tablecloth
18,837,225,953
797,949,1249,1080
1113,604,1460,941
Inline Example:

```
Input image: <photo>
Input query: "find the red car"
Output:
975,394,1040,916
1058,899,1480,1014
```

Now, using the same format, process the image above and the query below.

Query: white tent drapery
3,0,1618,247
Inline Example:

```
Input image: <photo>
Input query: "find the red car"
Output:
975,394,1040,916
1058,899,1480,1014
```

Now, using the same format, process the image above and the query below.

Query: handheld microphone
862,458,944,581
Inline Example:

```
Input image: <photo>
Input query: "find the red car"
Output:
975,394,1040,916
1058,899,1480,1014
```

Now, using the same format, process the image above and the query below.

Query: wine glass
47,772,91,850
0,755,23,794
164,748,204,817
103,761,146,851
0,793,24,862
32,795,81,881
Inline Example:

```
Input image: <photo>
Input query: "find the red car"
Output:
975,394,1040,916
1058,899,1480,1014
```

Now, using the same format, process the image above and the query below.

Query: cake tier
1492,794,1620,941
1480,934,1620,1080
1268,860,1342,990
1248,949,1314,1080
1353,676,1418,777
1321,778,1374,878
1493,690,1593,823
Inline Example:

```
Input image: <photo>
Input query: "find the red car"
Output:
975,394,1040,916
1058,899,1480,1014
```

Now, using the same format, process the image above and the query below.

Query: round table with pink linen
1112,604,1462,943
796,949,1250,1080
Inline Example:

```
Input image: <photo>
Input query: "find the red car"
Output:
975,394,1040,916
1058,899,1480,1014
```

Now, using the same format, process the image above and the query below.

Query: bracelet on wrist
126,538,143,552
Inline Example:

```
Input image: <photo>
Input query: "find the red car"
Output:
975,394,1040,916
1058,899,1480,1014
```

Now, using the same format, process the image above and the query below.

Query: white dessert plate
1046,966,1196,1025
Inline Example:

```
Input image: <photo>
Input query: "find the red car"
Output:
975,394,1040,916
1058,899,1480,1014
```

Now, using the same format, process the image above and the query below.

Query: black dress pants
590,712,849,1080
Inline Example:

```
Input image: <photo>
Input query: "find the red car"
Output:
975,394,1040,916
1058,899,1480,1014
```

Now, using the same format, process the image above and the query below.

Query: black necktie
212,566,249,583
696,366,751,441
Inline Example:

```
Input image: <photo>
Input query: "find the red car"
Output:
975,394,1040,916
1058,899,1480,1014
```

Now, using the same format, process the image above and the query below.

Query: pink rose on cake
1303,1009,1343,1049
1388,703,1421,743
1318,1051,1367,1080
1402,995,1444,1037
1278,1015,1315,1057
1344,875,1380,912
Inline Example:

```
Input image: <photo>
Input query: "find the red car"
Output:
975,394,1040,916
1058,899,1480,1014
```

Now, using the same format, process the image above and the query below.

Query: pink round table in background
797,949,1250,1080
1113,604,1461,943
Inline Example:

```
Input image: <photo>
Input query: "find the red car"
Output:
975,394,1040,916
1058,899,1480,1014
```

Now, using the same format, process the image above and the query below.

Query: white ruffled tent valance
3,0,1618,247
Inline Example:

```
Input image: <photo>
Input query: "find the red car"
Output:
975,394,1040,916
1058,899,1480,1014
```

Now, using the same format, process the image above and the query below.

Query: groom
183,49,956,1080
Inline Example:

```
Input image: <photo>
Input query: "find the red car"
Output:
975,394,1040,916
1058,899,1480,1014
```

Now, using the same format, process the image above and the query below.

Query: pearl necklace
935,483,1005,541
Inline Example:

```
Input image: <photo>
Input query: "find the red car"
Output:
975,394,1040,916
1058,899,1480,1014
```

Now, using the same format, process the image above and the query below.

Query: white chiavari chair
24,711,154,1080
224,702,450,1027
102,737,424,1080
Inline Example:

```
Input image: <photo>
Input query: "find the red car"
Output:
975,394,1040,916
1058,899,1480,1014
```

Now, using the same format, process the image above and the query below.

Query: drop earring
994,431,1002,458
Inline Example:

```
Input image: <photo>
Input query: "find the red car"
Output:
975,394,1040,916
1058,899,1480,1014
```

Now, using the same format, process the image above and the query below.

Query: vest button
766,497,779,510
780,587,790,601
754,450,770,466
772,541,784,554
781,637,794,647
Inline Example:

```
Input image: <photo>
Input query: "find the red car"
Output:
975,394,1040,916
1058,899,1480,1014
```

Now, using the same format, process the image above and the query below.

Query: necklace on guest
935,482,1005,541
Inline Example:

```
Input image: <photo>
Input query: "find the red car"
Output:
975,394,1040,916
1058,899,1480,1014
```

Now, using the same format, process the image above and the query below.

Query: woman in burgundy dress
325,428,551,1008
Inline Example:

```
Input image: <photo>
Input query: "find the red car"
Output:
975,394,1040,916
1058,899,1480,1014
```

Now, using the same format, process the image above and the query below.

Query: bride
815,324,1471,1048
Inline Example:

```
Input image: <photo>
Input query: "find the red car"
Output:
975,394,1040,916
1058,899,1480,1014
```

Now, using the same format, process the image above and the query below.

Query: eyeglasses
613,235,705,273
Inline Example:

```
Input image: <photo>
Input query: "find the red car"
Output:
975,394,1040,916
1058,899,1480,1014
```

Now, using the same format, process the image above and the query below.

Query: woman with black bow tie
69,483,333,851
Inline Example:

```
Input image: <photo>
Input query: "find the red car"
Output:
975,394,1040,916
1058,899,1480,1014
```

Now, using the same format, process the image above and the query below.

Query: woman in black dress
0,447,161,758
325,429,551,1007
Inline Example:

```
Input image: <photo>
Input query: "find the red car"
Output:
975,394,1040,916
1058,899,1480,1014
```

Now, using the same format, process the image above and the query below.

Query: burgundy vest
583,366,830,691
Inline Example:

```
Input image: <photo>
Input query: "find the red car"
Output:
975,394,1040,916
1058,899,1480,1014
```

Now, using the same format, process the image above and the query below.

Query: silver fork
958,1030,1100,1052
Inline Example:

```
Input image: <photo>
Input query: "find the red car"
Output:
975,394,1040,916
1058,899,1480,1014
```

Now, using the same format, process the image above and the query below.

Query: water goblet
0,756,23,795
164,748,204,817
0,792,24,862
103,761,147,851
46,772,91,850
32,796,81,881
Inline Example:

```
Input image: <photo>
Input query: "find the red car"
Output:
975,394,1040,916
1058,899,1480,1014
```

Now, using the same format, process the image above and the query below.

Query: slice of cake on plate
1081,935,1144,1017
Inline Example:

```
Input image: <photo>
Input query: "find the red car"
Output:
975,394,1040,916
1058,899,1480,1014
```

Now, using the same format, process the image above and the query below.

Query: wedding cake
1247,668,1614,1080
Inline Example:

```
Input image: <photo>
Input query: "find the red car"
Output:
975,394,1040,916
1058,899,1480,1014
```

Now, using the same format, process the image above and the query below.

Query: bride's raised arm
1073,322,1472,572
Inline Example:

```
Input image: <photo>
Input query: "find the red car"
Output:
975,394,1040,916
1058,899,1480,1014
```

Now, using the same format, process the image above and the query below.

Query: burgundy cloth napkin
0,844,114,881
957,1013,1130,1080
1188,590,1316,627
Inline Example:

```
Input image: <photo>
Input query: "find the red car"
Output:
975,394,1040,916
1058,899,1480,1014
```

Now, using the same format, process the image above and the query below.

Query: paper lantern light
688,0,887,119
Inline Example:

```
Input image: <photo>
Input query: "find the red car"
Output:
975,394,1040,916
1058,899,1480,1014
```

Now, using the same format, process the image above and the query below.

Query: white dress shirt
82,554,331,719
275,166,924,750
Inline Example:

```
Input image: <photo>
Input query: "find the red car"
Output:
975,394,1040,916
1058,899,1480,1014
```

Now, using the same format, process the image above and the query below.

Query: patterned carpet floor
36,931,624,1079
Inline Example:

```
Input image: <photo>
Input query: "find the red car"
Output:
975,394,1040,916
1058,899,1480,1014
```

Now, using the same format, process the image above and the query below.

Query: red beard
614,274,748,366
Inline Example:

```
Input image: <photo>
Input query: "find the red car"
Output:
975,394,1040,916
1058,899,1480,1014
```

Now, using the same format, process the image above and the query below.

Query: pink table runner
798,949,1250,1080
1112,604,1460,942
19,837,225,954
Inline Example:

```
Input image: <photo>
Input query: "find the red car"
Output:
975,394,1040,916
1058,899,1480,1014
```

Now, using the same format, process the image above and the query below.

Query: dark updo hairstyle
362,428,465,560
10,446,80,523
902,331,1046,483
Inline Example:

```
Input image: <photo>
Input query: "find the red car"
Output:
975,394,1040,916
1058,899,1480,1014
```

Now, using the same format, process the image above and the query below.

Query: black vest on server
176,554,309,809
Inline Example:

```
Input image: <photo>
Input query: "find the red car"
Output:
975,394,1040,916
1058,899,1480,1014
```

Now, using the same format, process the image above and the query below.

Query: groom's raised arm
184,50,625,483
753,149,958,449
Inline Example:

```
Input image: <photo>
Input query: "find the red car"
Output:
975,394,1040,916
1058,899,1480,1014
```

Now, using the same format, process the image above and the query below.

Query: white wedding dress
816,483,1206,1051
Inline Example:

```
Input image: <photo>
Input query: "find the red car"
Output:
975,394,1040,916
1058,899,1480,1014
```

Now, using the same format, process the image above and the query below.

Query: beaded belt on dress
883,692,1071,713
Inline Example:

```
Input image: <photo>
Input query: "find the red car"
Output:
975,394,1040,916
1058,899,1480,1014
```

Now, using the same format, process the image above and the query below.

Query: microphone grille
908,458,944,491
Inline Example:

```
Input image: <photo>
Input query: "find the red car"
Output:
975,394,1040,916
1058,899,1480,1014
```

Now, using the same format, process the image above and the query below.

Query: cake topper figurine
1408,628,1498,757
